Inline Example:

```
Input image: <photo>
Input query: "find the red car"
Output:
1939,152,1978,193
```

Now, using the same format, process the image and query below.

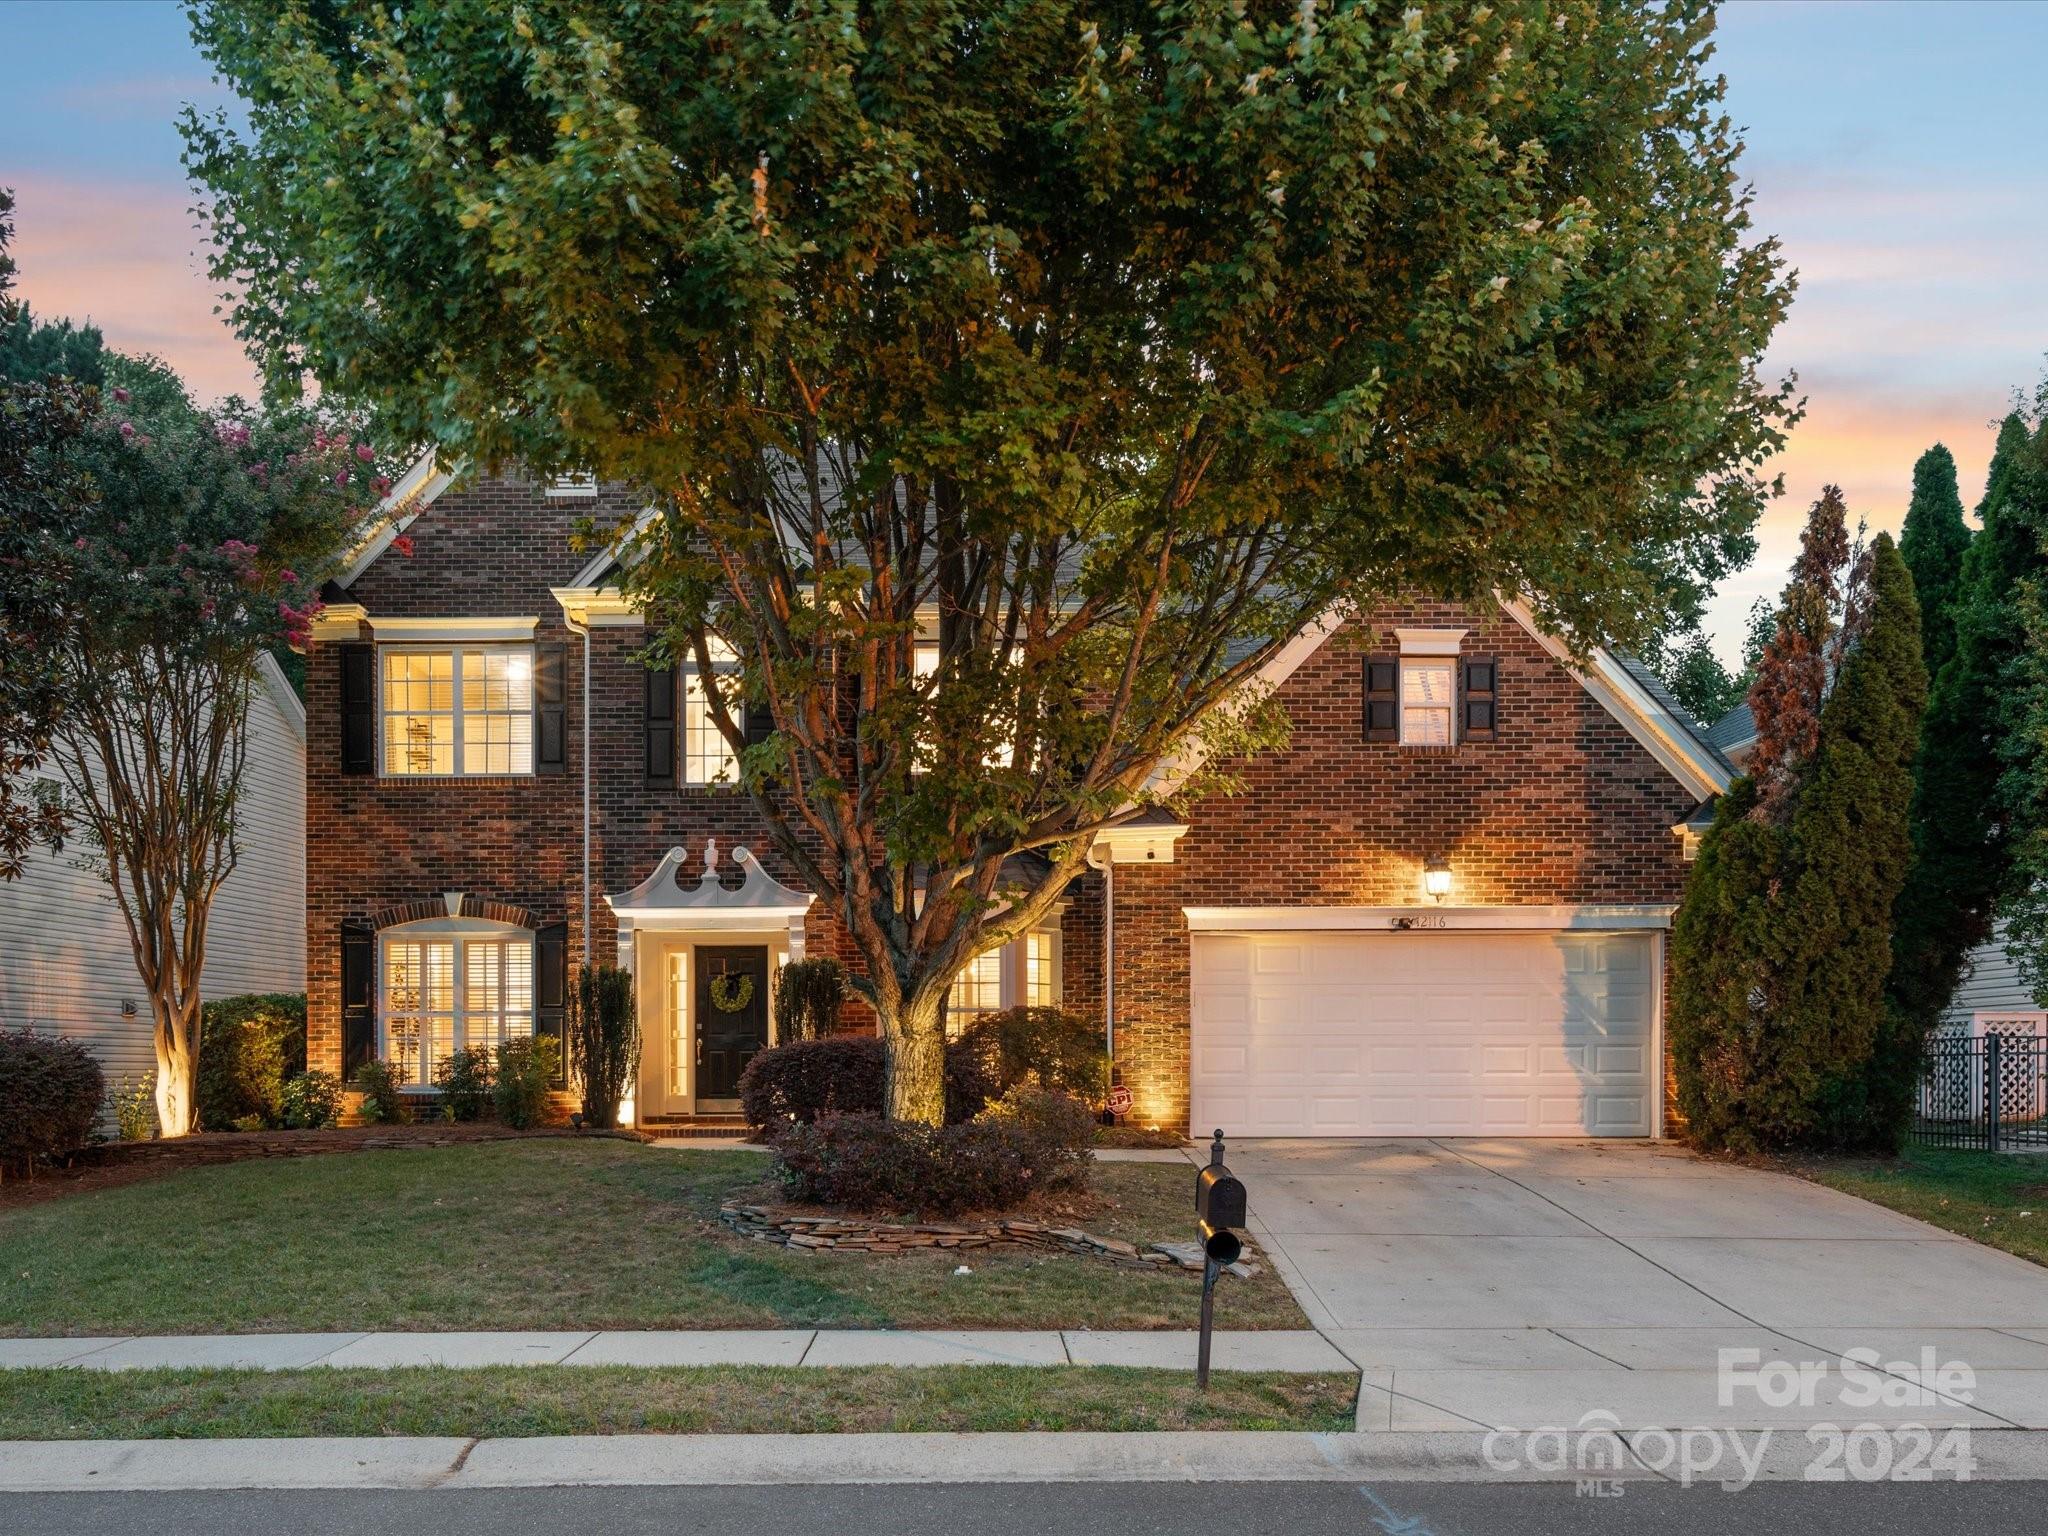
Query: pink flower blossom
373,475,393,497
392,534,416,558
333,468,349,488
199,598,217,621
355,443,375,462
112,386,130,404
118,421,136,439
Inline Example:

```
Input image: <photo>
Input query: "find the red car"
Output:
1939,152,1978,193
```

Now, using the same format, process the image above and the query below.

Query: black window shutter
743,698,775,747
534,643,568,774
340,917,376,1082
534,921,569,1086
1462,656,1499,741
643,666,677,787
340,644,375,775
1363,655,1400,742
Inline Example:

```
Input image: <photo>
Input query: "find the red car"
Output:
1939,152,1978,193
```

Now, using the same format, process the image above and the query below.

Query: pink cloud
7,173,259,405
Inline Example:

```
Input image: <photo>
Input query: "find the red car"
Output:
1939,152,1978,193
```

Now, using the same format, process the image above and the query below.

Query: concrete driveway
1230,1138,2048,1431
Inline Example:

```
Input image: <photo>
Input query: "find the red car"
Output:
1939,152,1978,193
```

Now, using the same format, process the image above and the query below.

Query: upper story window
1400,657,1456,746
544,473,598,499
382,646,534,776
683,669,741,785
381,922,534,1088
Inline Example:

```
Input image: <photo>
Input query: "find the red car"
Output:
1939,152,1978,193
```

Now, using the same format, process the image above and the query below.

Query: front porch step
639,1113,752,1141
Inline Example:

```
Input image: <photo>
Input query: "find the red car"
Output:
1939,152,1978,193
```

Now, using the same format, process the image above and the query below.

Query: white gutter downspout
1103,856,1116,1067
565,614,592,957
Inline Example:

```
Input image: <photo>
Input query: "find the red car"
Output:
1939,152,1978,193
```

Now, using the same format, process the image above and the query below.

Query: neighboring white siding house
0,655,307,1094
1944,920,2039,1027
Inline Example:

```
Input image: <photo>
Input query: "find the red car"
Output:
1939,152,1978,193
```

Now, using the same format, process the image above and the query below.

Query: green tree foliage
185,0,1794,1120
1775,535,1926,1146
0,188,95,879
1893,405,2048,1031
0,304,105,389
1993,420,2048,1003
1898,443,1973,680
5,368,386,1134
1673,533,1926,1150
1650,628,1744,725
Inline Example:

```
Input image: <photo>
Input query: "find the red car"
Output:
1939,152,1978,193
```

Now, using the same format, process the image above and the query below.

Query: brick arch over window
367,895,543,932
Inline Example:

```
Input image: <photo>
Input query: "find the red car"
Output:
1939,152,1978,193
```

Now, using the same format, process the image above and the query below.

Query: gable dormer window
382,646,535,776
1394,629,1466,747
544,472,598,499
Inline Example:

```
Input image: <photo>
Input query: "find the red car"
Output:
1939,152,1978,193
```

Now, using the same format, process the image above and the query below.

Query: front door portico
605,840,813,1123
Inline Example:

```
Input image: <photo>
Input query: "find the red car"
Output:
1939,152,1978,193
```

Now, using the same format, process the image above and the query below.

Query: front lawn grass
0,1140,1307,1334
0,1364,1355,1437
1797,1146,2048,1266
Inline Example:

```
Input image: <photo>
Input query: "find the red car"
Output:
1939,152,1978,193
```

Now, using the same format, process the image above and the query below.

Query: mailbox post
1193,1129,1248,1389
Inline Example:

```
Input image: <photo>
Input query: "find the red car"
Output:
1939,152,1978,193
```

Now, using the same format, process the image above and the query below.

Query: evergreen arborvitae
1775,534,1927,1147
1670,777,1783,1149
1897,444,1972,680
1893,412,2046,1031
1992,421,2048,1002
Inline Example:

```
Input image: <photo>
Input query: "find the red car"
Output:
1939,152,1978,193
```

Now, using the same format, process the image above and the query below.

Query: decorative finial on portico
696,838,722,891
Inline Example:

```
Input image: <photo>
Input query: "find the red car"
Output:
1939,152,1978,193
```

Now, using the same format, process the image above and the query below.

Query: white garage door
1189,930,1656,1137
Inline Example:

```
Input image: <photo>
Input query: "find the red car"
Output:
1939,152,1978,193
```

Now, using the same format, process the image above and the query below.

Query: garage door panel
1189,930,1655,1139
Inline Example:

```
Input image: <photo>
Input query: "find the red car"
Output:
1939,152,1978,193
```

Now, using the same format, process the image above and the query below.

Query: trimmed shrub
0,1029,105,1174
569,963,638,1129
950,1007,1109,1107
281,1070,341,1130
494,1035,561,1129
772,1088,1094,1217
773,958,846,1042
196,992,306,1130
740,1033,1035,1132
353,1058,408,1125
435,1046,494,1123
739,1037,887,1130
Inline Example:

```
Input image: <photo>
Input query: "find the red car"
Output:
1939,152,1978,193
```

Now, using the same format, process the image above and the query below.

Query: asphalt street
0,1479,2033,1536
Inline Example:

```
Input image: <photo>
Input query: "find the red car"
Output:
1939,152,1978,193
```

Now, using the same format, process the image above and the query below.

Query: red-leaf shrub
772,1088,1094,1217
0,1029,105,1174
739,1035,1002,1131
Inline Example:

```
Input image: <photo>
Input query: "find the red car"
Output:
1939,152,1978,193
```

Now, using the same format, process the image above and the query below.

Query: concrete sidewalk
0,1328,1353,1374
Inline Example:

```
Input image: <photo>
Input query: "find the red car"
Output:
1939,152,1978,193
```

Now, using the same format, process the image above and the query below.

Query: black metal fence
1913,1032,2048,1152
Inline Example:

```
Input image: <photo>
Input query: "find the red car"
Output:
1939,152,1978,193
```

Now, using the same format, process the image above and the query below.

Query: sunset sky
5,0,2045,663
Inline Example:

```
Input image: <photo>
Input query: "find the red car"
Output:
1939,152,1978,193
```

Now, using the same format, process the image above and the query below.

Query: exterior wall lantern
1423,859,1453,904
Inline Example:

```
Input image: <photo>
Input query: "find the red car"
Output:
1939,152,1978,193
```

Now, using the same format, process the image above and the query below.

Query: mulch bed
0,1124,650,1211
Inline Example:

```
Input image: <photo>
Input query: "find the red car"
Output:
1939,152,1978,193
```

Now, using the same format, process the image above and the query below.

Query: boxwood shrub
196,992,307,1130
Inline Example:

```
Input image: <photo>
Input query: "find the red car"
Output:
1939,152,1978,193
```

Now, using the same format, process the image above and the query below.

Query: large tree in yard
1893,406,2048,1034
1897,443,1971,683
185,0,1794,1121
9,366,383,1134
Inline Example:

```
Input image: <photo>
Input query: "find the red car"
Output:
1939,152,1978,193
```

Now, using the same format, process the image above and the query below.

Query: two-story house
304,460,1732,1137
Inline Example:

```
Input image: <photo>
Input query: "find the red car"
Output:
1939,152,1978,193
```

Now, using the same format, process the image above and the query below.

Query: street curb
8,1429,2048,1491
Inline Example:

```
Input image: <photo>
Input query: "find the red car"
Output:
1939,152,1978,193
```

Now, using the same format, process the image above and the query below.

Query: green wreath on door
708,972,756,1014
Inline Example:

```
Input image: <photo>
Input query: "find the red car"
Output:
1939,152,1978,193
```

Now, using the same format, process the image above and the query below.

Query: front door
695,944,770,1103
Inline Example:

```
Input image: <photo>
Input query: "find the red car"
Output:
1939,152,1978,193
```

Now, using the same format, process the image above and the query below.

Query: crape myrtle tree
1893,405,2048,1033
19,371,384,1135
185,0,1794,1122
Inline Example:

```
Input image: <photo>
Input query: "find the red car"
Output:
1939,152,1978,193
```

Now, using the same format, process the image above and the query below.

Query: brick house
304,459,1733,1137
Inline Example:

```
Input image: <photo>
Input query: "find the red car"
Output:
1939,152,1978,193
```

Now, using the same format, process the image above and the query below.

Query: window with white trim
380,925,535,1088
945,927,1063,1032
381,646,534,776
1400,657,1456,746
544,473,598,499
683,669,741,785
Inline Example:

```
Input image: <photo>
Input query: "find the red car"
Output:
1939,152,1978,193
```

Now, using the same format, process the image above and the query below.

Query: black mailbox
1195,1165,1247,1230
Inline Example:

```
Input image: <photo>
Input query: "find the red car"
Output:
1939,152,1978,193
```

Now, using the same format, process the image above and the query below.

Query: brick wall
309,480,1702,1137
1103,601,1700,1133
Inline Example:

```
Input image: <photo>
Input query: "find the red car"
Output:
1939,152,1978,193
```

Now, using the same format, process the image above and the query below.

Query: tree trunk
880,989,948,1125
151,995,200,1138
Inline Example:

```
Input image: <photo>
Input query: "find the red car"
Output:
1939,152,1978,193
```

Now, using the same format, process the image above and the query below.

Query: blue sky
5,0,2046,663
